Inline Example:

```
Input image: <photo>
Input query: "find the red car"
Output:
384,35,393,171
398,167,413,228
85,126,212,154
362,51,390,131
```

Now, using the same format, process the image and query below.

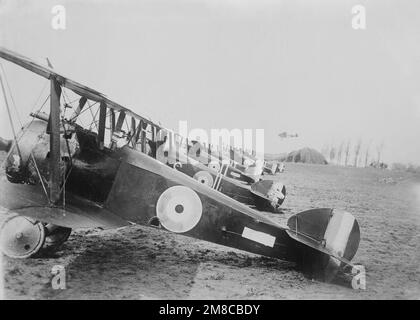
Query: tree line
321,140,385,167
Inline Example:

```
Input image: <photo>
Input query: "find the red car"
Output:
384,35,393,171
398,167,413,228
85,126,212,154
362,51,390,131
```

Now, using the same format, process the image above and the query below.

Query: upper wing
0,46,160,130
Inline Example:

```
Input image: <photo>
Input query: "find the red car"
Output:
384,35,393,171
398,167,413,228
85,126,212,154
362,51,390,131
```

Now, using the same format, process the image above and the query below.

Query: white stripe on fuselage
242,227,276,248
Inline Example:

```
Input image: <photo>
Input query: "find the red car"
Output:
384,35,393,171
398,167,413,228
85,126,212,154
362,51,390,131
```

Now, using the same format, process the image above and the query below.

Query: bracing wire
0,64,51,201
0,65,22,159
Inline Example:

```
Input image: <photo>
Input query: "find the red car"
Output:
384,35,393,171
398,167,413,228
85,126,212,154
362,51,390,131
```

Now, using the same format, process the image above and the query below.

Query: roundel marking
193,171,214,187
208,161,220,172
156,185,203,233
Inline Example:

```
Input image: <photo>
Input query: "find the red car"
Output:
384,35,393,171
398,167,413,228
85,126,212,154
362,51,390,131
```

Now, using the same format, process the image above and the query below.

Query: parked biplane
228,147,278,176
185,140,262,184
152,133,286,212
0,47,360,283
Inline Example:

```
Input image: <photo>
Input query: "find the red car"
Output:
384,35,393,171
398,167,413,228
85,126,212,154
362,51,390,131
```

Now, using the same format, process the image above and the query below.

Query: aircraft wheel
0,215,46,258
44,224,72,249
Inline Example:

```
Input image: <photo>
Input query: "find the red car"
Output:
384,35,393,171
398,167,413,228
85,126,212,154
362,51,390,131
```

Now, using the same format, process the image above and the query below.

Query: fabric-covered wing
0,46,160,129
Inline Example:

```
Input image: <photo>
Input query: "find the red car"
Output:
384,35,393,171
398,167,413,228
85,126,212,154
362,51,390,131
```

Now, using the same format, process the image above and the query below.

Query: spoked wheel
0,215,46,258
44,224,72,249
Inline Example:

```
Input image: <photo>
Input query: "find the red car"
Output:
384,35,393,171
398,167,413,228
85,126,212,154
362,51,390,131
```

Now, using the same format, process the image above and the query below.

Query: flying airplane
278,132,298,139
0,47,360,284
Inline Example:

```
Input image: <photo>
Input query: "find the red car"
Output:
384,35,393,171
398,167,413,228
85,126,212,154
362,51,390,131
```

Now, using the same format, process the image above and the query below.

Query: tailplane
286,208,360,282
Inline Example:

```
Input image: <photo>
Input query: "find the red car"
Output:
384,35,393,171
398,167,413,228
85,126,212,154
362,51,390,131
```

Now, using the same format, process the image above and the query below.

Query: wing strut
70,96,87,122
49,76,62,204
97,101,107,150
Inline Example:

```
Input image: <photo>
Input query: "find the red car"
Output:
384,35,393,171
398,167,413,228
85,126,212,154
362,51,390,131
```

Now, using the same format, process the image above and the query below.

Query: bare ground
1,154,419,299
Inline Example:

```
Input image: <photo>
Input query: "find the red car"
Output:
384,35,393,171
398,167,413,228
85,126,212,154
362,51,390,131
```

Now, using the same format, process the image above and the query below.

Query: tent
285,147,328,164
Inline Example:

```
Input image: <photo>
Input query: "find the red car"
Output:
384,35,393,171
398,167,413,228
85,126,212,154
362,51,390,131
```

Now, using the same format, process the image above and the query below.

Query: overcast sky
0,0,419,164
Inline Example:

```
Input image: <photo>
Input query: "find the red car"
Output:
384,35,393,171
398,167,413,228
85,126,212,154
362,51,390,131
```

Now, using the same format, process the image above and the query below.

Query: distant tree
364,142,371,167
376,141,385,163
344,140,351,166
353,139,362,167
336,142,344,165
321,144,330,159
406,164,420,174
329,145,336,163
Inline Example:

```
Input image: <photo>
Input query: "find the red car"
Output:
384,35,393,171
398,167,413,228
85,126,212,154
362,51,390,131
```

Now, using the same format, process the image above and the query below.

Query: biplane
153,135,286,213
229,147,278,176
0,47,360,283
154,133,286,212
184,139,263,184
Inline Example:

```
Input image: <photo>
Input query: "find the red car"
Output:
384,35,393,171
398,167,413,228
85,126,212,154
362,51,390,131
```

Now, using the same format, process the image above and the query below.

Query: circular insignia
208,161,220,172
174,161,183,170
156,185,203,233
193,171,214,187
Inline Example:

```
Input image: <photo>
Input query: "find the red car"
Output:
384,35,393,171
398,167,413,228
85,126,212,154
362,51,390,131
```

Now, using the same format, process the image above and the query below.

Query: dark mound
286,148,328,165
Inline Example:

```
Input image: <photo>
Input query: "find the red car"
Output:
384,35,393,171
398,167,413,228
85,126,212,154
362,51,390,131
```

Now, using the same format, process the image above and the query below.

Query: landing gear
44,224,72,250
0,215,46,258
270,201,284,214
0,215,72,258
251,181,287,213
269,185,287,214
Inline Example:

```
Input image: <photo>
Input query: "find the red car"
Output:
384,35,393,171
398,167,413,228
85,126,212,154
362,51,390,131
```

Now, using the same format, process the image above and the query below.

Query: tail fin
286,208,360,281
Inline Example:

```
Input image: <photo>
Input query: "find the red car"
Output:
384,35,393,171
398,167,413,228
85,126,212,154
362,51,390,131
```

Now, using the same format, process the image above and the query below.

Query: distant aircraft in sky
278,132,298,139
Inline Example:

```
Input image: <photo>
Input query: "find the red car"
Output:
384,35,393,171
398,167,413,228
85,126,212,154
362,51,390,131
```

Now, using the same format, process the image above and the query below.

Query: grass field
1,152,419,299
